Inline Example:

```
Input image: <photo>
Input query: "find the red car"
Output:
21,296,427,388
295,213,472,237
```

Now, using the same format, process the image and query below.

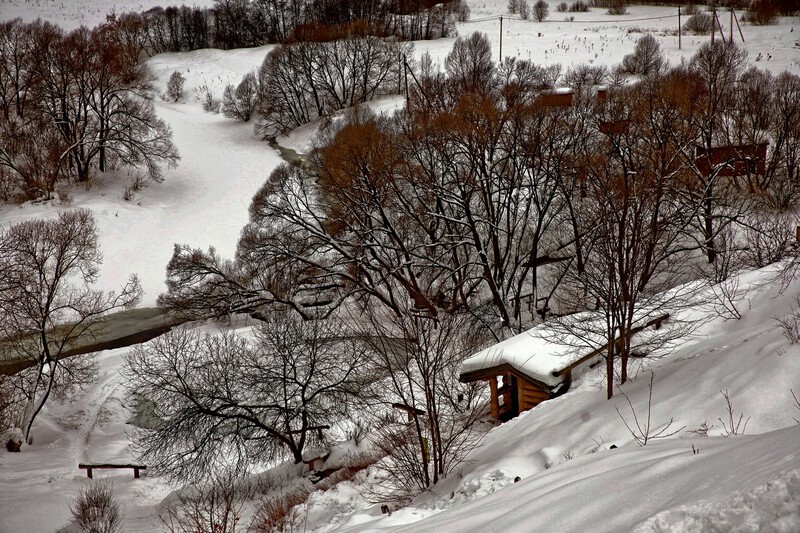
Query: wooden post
716,11,726,44
86,467,93,479
733,10,745,43
729,8,733,43
711,5,717,44
795,225,800,244
489,377,499,418
133,467,140,479
517,379,526,414
499,16,503,62
678,9,681,50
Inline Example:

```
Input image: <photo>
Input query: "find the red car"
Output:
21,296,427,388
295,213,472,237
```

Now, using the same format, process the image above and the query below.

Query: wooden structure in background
694,143,768,177
537,90,574,108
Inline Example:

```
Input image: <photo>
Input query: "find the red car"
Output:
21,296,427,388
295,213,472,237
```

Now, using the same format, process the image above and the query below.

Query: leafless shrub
570,0,590,11
711,276,745,320
682,4,700,15
774,297,800,344
533,0,550,21
743,0,779,25
683,12,713,34
519,0,531,19
56,184,73,205
607,0,628,15
563,63,608,89
70,482,123,533
688,420,713,437
740,212,794,269
162,473,244,533
249,487,309,533
718,389,750,437
199,84,220,113
165,71,186,102
616,372,685,446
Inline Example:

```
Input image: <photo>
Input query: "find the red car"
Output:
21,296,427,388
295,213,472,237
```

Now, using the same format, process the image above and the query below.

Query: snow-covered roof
461,311,669,388
460,317,594,388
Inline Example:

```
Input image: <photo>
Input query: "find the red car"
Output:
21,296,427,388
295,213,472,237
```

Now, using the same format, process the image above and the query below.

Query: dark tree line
105,0,465,57
0,18,178,201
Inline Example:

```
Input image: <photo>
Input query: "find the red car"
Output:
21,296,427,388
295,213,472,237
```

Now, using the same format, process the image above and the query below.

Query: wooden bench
78,463,147,479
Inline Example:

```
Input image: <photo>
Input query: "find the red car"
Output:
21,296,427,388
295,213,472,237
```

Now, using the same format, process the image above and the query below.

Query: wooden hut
460,313,668,421
694,143,768,177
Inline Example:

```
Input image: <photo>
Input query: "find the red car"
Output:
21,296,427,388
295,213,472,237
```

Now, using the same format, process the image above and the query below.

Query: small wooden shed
694,143,768,177
459,363,563,421
460,313,668,421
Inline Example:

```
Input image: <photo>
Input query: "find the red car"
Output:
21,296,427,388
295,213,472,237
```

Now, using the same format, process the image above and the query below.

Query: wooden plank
489,378,498,419
78,463,147,479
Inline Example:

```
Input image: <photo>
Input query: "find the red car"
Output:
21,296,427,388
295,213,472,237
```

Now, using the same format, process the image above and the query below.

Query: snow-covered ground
3,2,800,532
2,258,800,532
0,0,216,30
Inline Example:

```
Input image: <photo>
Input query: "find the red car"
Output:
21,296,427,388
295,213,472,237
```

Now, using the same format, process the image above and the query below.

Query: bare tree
0,210,142,440
533,1,550,21
222,71,259,122
124,315,367,481
358,305,488,502
0,210,142,443
165,70,186,102
621,33,665,76
444,32,495,93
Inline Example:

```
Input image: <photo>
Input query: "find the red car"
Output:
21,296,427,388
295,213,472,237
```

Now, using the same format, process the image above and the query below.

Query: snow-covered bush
622,33,665,76
161,474,244,533
70,482,123,533
164,71,186,102
683,12,713,34
534,1,550,21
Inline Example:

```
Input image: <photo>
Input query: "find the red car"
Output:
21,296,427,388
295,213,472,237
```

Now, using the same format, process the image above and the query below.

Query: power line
464,14,675,24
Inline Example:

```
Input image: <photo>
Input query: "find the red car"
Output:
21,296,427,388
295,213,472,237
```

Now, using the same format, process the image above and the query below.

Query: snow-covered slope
2,264,799,532
319,264,800,532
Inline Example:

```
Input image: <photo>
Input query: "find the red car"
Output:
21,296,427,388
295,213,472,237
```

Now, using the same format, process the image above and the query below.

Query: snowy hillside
2,257,799,532
2,1,800,532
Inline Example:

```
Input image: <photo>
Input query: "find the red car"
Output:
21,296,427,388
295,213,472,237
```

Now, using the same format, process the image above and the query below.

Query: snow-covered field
2,2,800,532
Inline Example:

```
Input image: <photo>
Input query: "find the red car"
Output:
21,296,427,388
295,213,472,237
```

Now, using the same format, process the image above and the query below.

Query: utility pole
499,16,503,62
711,4,715,44
678,8,681,50
730,8,733,43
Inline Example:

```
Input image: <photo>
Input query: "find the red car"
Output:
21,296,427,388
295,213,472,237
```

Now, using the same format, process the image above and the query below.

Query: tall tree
0,210,142,442
124,315,367,480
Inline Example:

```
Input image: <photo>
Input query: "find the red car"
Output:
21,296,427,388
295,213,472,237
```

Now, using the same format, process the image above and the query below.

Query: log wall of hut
462,363,557,421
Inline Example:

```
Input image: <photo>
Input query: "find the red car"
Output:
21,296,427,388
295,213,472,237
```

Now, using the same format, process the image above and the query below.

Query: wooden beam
489,377,499,419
